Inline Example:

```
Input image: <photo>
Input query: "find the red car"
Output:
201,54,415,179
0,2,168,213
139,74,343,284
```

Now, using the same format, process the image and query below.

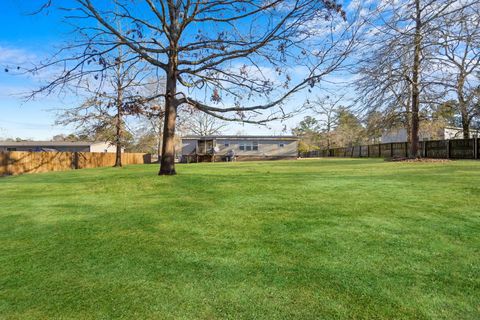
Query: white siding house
381,127,480,143
181,135,299,162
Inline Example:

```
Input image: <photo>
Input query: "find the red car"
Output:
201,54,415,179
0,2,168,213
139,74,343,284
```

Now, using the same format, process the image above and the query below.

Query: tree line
295,0,480,152
292,95,479,152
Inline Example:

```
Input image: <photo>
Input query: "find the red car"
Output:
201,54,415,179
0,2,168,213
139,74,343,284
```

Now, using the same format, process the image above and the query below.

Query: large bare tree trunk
461,112,470,139
405,93,412,143
159,61,178,175
410,0,422,157
326,123,331,150
114,116,122,167
458,77,470,139
114,80,123,167
157,130,162,160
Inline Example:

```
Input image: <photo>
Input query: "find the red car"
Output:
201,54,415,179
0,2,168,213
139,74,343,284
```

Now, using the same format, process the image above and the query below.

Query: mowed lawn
0,159,479,319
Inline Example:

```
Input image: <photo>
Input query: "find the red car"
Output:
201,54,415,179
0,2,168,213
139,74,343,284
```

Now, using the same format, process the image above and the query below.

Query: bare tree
364,111,384,144
30,0,362,175
355,38,415,141
130,115,164,156
55,47,153,167
356,0,479,156
135,79,166,158
432,3,480,138
55,96,126,150
304,95,342,149
186,111,226,136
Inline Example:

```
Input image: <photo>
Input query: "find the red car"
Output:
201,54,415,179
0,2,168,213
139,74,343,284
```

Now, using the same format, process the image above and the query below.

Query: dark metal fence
300,138,479,160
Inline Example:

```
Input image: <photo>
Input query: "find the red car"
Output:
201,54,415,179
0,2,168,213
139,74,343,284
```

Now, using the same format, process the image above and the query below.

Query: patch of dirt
385,157,451,163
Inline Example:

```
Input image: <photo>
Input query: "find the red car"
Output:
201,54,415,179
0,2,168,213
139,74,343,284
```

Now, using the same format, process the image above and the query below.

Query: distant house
0,141,118,153
442,127,480,139
381,126,480,143
181,135,299,162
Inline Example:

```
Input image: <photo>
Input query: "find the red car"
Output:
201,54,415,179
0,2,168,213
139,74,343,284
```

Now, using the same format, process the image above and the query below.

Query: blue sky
0,1,76,139
0,1,356,140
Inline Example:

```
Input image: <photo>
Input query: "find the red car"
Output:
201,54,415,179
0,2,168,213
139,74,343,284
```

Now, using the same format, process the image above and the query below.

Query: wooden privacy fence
300,138,480,160
0,152,152,176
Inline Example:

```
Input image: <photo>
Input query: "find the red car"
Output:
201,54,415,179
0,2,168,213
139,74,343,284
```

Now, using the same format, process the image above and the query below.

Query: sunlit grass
0,159,479,319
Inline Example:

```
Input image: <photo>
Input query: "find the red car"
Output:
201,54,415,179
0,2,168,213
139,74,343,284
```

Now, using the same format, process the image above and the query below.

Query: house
381,126,480,143
0,141,118,153
181,135,299,162
443,127,480,139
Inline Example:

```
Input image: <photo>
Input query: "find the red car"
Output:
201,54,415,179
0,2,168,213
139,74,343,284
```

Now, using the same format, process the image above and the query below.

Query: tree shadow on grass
2,200,473,319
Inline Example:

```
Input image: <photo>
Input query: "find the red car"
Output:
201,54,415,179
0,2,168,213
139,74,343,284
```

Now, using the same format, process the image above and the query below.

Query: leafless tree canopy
185,111,226,136
304,95,342,148
431,3,480,137
30,0,360,174
54,45,162,167
355,0,480,153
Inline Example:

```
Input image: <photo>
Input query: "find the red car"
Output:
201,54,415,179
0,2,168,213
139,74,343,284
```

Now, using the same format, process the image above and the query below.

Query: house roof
182,135,299,141
444,126,480,132
0,141,105,147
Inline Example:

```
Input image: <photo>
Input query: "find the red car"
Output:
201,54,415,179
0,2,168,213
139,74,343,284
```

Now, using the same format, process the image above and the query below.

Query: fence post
378,144,381,157
475,138,478,159
0,152,6,176
367,145,370,157
404,142,408,158
472,138,476,160
5,152,11,175
447,140,451,159
73,152,79,169
390,143,394,158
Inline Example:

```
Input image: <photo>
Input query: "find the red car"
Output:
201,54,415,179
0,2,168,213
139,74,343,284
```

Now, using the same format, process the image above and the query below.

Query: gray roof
182,135,299,141
0,141,104,147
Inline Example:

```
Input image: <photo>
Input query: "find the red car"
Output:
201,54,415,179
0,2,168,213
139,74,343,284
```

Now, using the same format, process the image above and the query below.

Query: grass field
0,159,479,319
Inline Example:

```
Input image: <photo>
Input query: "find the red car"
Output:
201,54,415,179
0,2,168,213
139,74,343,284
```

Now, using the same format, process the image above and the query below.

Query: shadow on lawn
1,168,478,319
0,200,457,319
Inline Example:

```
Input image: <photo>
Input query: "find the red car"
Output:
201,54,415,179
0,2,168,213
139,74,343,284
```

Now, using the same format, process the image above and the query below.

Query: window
6,148,16,151
238,141,258,151
278,143,285,148
224,141,230,147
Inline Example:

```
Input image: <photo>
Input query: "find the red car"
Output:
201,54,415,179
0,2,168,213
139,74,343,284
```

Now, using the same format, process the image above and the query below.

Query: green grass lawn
0,159,479,319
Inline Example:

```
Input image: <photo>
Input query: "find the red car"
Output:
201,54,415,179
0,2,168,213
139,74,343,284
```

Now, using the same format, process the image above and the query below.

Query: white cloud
0,45,36,66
